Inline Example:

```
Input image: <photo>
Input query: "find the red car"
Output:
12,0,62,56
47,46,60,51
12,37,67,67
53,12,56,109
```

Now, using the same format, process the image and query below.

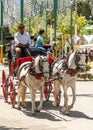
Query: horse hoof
65,111,70,116
52,102,57,107
60,107,66,114
68,105,73,110
18,107,21,110
60,109,64,114
21,103,26,108
35,109,40,113
60,109,70,115
60,110,66,115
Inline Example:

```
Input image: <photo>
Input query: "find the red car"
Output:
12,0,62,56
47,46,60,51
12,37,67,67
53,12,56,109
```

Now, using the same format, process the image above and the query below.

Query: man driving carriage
14,23,31,60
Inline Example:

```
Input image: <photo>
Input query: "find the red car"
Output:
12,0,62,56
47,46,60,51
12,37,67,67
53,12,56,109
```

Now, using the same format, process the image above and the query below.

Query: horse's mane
68,52,76,69
34,56,41,73
52,59,64,76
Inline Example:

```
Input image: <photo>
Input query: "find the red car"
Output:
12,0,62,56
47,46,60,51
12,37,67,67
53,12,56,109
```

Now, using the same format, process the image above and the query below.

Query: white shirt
14,32,31,46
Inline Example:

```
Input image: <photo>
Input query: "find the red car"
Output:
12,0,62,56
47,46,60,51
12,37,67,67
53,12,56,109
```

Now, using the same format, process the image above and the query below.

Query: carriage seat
30,47,46,56
16,47,47,68
16,57,33,68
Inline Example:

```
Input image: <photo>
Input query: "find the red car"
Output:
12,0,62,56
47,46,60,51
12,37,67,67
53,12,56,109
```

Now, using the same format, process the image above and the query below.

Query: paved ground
0,64,93,130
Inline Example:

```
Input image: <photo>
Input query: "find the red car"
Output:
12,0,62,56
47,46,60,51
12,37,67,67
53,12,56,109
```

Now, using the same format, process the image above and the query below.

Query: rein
29,61,43,77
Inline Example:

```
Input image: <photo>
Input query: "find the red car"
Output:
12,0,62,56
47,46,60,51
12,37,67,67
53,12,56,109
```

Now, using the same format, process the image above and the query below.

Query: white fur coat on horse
17,56,50,114
52,50,86,114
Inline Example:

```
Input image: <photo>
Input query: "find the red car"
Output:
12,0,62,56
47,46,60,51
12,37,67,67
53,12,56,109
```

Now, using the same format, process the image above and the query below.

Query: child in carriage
31,37,37,47
35,28,52,51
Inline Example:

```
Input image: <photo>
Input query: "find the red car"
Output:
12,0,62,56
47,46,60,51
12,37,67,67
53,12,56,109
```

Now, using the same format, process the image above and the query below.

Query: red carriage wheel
10,80,16,108
55,90,61,106
2,70,8,102
44,83,52,101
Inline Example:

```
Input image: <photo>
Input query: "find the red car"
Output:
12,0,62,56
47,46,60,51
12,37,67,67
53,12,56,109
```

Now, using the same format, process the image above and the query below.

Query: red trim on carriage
16,56,33,68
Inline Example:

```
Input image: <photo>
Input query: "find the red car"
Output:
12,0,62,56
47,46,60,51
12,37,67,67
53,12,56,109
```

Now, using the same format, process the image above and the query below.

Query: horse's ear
39,56,43,65
47,51,52,57
39,56,43,61
76,50,79,54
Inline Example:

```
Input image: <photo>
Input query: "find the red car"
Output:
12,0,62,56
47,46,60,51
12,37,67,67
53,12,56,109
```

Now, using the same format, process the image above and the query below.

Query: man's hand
50,41,56,47
16,43,26,48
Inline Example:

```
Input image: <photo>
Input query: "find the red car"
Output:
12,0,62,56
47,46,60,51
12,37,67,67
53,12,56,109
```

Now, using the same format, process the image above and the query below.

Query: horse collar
66,69,77,76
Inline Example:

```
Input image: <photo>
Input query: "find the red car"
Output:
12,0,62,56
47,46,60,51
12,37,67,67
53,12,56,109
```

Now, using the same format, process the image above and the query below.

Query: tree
0,26,12,44
77,1,91,20
56,11,88,54
57,11,88,38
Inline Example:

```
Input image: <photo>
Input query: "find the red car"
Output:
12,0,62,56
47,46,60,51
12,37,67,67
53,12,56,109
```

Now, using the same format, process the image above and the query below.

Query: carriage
1,36,61,109
1,35,87,115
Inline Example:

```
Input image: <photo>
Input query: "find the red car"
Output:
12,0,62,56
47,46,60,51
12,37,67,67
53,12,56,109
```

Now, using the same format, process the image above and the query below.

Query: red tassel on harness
48,57,54,64
35,75,42,80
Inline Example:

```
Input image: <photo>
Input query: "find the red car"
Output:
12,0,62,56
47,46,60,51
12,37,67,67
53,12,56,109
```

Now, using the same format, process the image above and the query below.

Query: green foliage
81,29,93,35
77,73,93,80
47,11,54,25
57,11,88,43
86,64,91,71
0,26,12,54
11,12,46,36
77,16,88,34
10,24,19,34
77,1,91,20
0,26,12,40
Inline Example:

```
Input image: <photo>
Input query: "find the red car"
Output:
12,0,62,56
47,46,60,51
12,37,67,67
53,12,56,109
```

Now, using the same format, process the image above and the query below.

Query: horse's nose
83,66,86,72
46,74,50,78
44,76,49,81
81,66,86,72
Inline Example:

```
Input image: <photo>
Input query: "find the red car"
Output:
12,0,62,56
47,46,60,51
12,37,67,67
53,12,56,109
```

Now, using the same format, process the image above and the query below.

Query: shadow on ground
0,126,27,130
68,110,93,120
17,100,93,121
21,100,65,121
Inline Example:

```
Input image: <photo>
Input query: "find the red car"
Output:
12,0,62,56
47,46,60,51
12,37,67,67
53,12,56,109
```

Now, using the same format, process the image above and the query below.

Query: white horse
17,56,50,115
52,50,86,114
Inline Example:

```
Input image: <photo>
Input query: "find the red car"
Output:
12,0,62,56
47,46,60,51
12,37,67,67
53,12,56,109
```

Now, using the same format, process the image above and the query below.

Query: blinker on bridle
39,57,49,74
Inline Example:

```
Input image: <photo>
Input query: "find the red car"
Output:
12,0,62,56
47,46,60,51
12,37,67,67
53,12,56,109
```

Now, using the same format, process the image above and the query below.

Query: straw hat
18,23,25,28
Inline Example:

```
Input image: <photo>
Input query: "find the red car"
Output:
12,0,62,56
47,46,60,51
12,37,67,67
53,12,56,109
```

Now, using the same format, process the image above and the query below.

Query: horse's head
68,50,86,72
34,56,50,78
52,59,64,76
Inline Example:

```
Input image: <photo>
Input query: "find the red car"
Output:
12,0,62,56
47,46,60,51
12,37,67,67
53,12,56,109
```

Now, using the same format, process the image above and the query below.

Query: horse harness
53,52,82,78
29,57,49,79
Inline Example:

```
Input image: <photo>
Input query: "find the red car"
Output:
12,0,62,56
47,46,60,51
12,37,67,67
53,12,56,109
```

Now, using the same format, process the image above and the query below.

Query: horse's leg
21,86,27,107
37,87,44,112
29,88,36,114
17,82,23,110
68,80,76,110
52,80,61,107
60,83,69,114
